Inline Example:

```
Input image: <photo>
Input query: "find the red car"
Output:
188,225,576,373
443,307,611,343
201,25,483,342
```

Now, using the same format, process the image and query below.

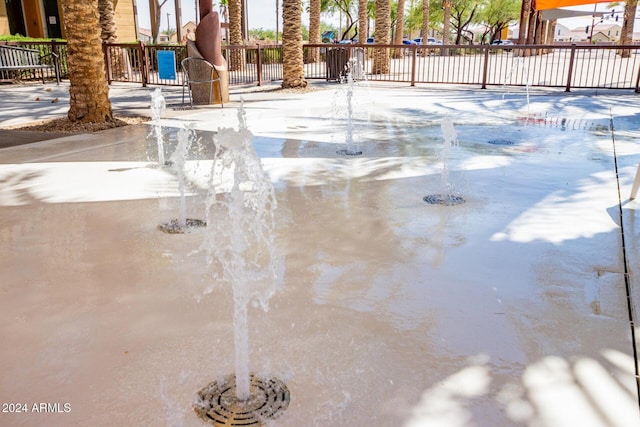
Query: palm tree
619,0,637,57
393,0,406,58
61,0,113,123
358,0,368,43
421,0,430,43
372,0,391,74
308,0,322,62
99,0,128,79
228,0,245,70
282,0,308,87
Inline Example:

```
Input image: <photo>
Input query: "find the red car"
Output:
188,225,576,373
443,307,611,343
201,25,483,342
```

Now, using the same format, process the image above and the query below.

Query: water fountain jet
424,117,466,206
158,123,207,234
150,88,168,167
194,104,289,424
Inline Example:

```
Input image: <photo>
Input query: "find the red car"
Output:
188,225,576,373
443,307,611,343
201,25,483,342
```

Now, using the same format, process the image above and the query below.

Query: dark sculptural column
185,0,229,104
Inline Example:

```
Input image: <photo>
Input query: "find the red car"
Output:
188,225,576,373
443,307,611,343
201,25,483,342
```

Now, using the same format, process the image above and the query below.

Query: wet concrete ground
0,82,639,426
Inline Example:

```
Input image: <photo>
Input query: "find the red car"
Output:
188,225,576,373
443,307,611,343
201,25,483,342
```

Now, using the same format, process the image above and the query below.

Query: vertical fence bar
481,45,489,89
410,45,417,86
257,44,263,86
140,42,148,87
565,43,576,92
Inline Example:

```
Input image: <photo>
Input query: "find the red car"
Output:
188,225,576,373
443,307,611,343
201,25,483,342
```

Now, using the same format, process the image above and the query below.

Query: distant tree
61,0,113,123
450,0,478,44
477,0,520,43
149,0,169,44
162,28,176,42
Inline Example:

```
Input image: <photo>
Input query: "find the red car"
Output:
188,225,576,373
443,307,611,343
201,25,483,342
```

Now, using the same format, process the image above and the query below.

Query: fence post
565,43,576,92
139,41,148,87
410,45,417,86
256,44,263,86
635,59,640,93
51,39,60,84
481,45,489,89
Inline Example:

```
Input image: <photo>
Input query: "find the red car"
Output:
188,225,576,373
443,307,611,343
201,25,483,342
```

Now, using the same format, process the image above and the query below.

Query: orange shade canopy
535,0,611,11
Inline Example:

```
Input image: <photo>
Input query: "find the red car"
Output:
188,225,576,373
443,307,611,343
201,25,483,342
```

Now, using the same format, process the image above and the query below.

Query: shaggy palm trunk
392,0,405,58
358,0,368,44
282,0,307,88
372,0,390,74
421,0,429,43
307,0,321,63
619,0,637,58
99,0,126,79
227,0,244,71
62,0,113,123
442,0,451,55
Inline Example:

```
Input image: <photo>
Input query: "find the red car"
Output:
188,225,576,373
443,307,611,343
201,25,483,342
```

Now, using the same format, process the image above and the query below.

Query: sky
134,1,632,34
135,1,308,32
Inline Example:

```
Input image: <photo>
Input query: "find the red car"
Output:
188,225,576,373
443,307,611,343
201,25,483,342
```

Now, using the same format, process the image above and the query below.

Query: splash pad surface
0,85,639,426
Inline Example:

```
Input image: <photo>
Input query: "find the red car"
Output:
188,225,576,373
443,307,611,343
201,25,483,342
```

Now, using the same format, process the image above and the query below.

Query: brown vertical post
51,39,60,84
256,44,263,86
481,44,489,89
140,41,148,87
410,44,417,86
565,43,576,92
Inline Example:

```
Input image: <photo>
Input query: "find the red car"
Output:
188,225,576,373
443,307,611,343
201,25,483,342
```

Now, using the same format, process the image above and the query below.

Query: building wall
0,1,137,41
114,1,137,42
0,2,9,35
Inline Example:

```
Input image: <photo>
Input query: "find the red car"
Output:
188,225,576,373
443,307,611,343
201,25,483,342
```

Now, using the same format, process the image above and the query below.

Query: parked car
366,37,375,44
491,39,514,51
414,37,441,45
402,39,417,45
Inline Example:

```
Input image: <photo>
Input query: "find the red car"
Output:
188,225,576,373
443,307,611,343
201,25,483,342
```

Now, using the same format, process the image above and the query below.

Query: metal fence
2,40,639,92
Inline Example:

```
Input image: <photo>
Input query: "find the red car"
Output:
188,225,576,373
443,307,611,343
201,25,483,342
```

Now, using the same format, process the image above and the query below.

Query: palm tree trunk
421,0,430,43
282,0,307,88
307,0,321,63
228,0,244,70
619,0,637,58
358,0,368,44
442,0,451,54
99,0,128,80
372,0,391,74
393,0,406,58
62,0,113,123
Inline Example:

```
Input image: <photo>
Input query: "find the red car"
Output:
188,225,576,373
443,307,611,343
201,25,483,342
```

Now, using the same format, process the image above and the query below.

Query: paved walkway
0,80,293,147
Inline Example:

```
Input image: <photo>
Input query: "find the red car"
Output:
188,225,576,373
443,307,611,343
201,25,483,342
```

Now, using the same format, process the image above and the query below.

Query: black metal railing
2,40,640,92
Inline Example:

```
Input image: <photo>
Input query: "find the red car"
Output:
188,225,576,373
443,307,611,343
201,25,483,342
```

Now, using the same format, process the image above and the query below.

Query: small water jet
158,123,207,234
196,103,287,424
424,117,466,206
336,58,365,156
150,88,168,167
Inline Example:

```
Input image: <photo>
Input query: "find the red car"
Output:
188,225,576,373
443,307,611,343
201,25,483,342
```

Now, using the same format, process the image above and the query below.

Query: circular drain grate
423,194,465,206
336,149,363,156
487,139,514,146
158,218,206,234
195,374,290,426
